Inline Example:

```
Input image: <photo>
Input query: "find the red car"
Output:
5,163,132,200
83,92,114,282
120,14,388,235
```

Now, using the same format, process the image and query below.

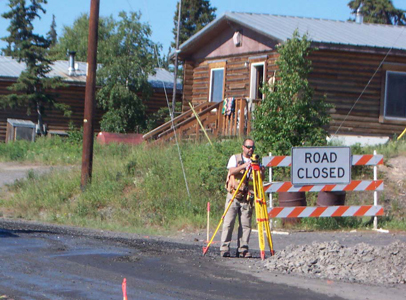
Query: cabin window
209,68,224,102
250,62,265,100
384,71,406,119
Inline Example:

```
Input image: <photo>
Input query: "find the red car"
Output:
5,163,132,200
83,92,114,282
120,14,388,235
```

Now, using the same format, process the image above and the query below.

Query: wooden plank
239,99,245,136
157,102,220,139
229,83,247,90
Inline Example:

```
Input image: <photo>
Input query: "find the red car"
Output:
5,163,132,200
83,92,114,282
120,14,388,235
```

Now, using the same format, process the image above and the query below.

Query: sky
0,0,406,59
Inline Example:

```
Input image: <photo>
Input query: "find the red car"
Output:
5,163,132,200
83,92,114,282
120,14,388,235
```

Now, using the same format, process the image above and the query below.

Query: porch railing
217,98,259,137
143,98,260,143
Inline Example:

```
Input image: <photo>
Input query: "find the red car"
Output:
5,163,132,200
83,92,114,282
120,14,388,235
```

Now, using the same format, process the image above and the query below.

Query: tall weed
2,137,406,232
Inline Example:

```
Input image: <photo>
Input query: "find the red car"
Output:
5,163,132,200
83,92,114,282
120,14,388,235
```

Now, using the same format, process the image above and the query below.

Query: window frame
380,64,406,124
249,62,266,100
208,67,225,103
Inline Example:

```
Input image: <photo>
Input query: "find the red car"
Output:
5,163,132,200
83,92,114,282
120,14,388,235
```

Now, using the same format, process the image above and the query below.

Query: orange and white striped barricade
262,151,384,223
268,205,384,219
263,154,384,167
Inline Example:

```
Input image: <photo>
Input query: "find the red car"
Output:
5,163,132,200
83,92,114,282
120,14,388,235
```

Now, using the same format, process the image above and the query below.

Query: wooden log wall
144,88,182,116
266,52,279,83
308,49,406,137
182,61,194,112
224,56,250,99
0,81,103,141
183,52,278,111
190,61,209,108
182,48,406,138
0,80,176,141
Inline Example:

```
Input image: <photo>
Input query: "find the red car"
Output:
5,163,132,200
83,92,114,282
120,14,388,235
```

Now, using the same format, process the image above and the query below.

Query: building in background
165,12,406,145
0,55,181,141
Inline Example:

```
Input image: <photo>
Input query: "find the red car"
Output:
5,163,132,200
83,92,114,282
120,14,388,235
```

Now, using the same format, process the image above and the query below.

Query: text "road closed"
291,147,351,186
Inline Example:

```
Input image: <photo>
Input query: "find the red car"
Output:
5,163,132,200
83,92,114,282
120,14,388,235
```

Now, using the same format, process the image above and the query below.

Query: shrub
252,30,331,155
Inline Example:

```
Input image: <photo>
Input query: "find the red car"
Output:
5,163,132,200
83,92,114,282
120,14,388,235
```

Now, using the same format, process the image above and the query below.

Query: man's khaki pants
220,192,253,253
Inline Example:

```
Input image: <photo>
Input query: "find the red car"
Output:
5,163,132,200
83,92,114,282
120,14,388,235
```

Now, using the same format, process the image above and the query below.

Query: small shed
6,118,36,142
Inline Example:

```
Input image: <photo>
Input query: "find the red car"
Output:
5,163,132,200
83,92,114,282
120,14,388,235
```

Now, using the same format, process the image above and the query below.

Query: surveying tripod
203,154,275,260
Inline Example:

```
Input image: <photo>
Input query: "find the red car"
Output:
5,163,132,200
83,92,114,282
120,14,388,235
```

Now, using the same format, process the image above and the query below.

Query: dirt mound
378,156,406,217
380,156,406,187
264,241,406,285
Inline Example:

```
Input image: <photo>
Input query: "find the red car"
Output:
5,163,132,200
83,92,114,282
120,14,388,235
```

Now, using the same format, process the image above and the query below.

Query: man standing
220,138,255,258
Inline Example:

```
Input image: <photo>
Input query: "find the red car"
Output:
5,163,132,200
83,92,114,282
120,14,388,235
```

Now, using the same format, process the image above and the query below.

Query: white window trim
209,67,224,102
383,70,406,121
249,62,265,100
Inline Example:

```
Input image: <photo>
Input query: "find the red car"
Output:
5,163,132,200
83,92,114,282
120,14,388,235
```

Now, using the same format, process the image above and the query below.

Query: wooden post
246,98,253,135
171,0,182,116
239,98,245,136
216,104,222,137
81,0,99,190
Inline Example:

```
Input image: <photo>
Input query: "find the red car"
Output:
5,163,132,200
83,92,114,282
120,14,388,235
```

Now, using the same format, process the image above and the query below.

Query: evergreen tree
252,31,331,155
171,0,216,48
348,0,406,25
47,14,57,47
1,0,67,135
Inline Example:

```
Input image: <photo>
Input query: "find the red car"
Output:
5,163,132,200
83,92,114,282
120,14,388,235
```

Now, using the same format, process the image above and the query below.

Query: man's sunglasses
244,145,255,149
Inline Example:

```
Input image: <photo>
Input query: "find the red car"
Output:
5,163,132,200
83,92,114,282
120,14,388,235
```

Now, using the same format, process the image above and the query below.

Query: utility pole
171,0,182,117
81,0,100,190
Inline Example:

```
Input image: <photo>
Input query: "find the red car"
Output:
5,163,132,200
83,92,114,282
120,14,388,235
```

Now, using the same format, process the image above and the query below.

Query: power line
124,0,191,199
334,26,406,135
125,0,134,11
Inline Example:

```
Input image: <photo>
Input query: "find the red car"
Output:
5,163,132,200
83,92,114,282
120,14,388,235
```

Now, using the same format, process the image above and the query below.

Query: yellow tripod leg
258,174,275,256
203,167,250,255
259,170,270,259
253,170,266,260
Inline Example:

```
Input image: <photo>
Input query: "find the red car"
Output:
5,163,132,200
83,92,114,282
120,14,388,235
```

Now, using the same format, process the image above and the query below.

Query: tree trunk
37,101,45,136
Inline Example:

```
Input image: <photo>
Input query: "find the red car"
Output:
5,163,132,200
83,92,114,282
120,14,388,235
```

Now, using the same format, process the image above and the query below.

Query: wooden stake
207,202,210,242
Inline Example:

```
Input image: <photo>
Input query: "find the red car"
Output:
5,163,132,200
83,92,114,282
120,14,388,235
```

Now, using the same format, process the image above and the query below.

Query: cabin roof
179,12,406,55
0,56,181,90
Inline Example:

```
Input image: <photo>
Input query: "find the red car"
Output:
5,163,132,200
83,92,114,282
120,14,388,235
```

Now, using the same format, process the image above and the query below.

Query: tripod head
250,154,260,164
250,154,262,171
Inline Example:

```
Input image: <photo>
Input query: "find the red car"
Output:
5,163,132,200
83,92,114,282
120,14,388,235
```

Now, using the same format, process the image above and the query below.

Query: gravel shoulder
167,228,406,300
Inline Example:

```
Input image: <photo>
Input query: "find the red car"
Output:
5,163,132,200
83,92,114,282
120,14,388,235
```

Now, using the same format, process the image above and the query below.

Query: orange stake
207,202,210,242
122,278,128,300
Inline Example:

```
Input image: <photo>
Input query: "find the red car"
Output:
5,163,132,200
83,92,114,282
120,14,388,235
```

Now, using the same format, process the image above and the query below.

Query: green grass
1,137,406,233
0,136,82,165
0,137,244,233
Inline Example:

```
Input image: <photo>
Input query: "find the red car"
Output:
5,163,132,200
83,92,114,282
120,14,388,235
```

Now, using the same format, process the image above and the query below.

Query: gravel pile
264,241,406,285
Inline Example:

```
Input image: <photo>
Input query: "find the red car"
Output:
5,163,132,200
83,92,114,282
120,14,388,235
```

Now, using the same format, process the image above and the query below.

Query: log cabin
144,12,406,145
0,55,181,142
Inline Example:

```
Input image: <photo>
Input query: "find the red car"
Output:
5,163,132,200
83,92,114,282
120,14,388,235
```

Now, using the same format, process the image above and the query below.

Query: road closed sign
291,147,351,186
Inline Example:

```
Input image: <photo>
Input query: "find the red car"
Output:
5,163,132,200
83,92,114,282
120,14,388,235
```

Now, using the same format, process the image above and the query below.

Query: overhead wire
334,25,406,135
153,45,191,199
120,2,406,198
125,0,191,198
